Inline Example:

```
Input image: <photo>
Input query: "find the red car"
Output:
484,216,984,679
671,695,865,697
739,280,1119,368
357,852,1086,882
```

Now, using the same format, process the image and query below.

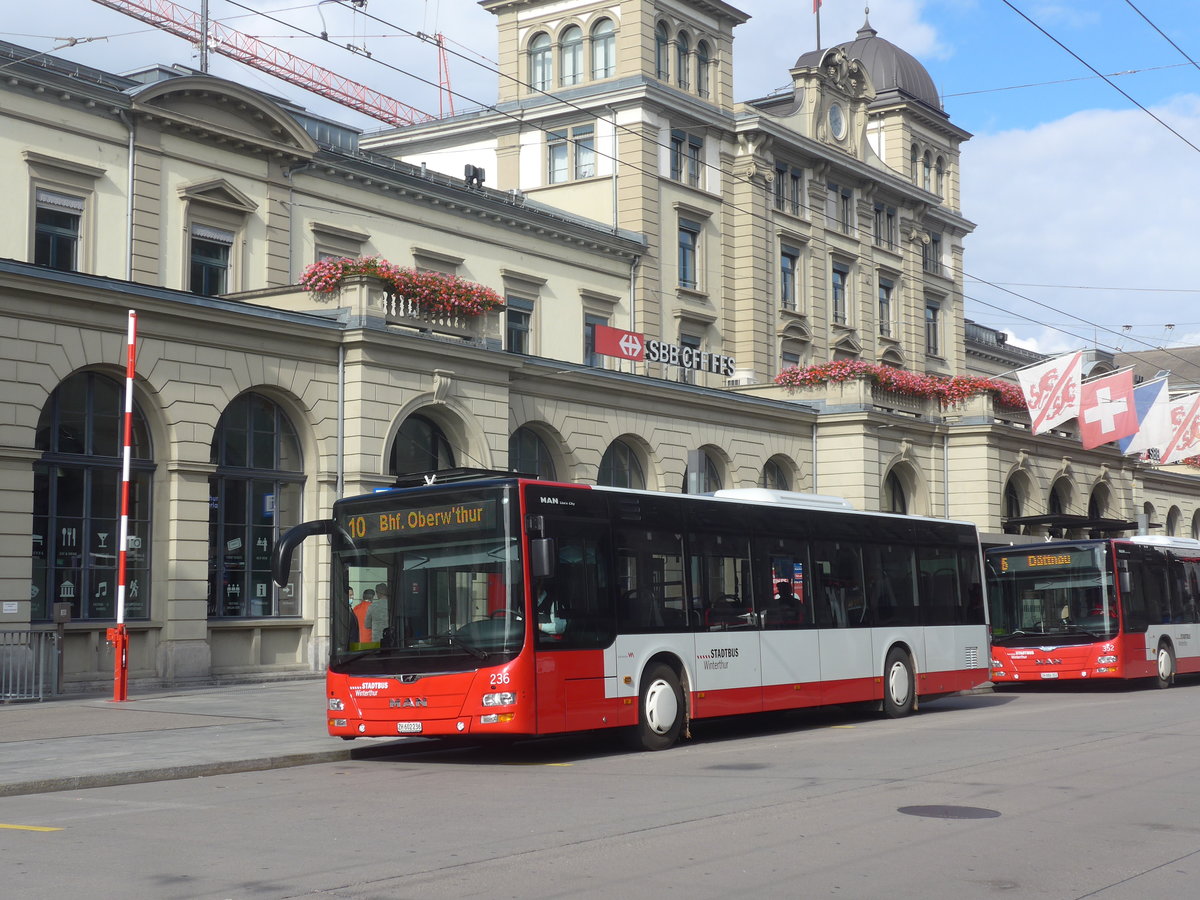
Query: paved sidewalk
0,679,404,797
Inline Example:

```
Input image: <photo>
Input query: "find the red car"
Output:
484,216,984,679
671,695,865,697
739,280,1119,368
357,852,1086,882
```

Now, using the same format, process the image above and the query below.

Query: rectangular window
678,333,701,384
547,130,568,184
776,167,802,216
190,224,234,296
505,297,533,355
773,166,787,211
873,203,896,249
584,314,607,367
878,279,893,337
923,231,943,275
670,130,703,187
574,125,596,179
790,170,804,216
925,301,941,356
34,189,82,271
831,263,849,325
678,218,701,290
826,182,853,234
780,245,799,311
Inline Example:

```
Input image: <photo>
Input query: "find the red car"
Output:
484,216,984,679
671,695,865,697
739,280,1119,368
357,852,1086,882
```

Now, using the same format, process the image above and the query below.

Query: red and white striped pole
107,310,137,702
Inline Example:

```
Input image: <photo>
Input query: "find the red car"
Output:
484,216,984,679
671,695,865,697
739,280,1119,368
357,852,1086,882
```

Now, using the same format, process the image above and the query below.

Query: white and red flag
1158,393,1200,465
1016,351,1083,435
1078,369,1138,450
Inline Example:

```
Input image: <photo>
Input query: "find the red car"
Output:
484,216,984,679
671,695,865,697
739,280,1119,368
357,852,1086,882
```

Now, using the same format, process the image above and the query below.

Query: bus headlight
328,698,345,711
482,692,517,707
991,659,1003,669
1097,655,1117,664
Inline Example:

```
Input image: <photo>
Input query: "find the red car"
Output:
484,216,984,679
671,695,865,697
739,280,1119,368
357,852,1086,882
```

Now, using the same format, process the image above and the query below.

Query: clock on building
828,102,847,140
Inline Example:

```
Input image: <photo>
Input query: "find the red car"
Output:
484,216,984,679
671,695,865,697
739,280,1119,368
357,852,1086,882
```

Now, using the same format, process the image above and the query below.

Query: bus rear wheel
1156,642,1176,689
633,663,684,751
882,647,915,718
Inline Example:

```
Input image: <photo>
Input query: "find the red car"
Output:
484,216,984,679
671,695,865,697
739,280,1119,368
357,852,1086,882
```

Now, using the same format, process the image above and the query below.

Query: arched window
530,32,552,91
655,22,670,80
561,25,583,86
1004,479,1022,533
591,18,616,79
33,371,153,622
935,156,945,196
208,393,304,618
509,426,557,480
922,151,932,191
390,413,455,476
1192,510,1200,540
598,439,645,489
1167,506,1181,536
682,450,722,493
760,458,790,491
1088,488,1107,520
676,32,690,89
884,470,907,514
696,40,711,98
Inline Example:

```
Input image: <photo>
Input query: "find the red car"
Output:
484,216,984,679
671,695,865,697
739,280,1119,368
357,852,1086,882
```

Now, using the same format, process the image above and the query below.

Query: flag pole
106,310,137,702
815,0,822,51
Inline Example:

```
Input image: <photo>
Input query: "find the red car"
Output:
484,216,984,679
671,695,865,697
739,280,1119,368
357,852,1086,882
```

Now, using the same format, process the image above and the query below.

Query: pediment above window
179,179,258,214
132,76,318,157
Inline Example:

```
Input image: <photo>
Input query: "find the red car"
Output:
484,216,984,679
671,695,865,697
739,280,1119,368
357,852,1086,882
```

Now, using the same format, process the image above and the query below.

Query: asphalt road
4,682,1200,899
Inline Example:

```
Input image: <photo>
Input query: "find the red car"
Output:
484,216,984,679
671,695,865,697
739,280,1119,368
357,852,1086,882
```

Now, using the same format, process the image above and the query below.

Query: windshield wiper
444,633,489,660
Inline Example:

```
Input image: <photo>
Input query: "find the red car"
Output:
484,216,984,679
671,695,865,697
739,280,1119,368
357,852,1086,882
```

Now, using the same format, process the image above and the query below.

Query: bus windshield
986,543,1119,644
331,484,524,674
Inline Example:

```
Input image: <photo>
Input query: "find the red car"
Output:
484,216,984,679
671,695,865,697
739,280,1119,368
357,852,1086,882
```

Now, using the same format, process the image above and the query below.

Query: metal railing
1,631,57,702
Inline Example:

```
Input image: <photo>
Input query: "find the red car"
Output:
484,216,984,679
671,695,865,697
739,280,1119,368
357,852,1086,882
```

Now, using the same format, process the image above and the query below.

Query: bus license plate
1040,672,1059,679
396,722,423,734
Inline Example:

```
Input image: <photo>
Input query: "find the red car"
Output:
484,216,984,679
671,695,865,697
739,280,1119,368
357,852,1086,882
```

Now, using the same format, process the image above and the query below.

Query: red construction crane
90,0,439,126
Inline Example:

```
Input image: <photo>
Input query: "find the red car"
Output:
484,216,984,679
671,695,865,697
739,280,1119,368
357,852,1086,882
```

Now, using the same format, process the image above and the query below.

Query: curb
0,742,408,798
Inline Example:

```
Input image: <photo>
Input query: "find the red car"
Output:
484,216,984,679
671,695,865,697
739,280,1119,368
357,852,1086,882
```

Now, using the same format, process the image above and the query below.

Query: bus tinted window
812,542,866,627
615,525,690,632
862,543,918,627
688,531,754,631
755,535,809,629
534,522,615,649
917,546,961,626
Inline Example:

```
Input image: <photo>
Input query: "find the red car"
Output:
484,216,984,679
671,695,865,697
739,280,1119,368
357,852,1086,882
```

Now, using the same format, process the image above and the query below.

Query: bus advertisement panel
274,474,990,750
986,536,1200,686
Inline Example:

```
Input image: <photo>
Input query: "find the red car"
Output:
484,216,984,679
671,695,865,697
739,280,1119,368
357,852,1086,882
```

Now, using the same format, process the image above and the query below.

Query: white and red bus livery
986,536,1200,687
274,471,990,750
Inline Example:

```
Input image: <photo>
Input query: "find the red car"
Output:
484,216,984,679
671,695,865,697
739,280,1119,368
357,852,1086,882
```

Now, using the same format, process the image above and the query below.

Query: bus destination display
997,551,1081,573
342,499,495,540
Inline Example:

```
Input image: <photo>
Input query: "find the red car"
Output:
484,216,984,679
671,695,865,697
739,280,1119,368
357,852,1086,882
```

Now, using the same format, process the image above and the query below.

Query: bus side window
812,542,866,627
1118,551,1150,633
688,532,754,631
535,526,615,650
614,527,690,633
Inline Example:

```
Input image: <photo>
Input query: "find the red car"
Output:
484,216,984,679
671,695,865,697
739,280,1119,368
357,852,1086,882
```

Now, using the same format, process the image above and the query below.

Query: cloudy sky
6,1,1200,359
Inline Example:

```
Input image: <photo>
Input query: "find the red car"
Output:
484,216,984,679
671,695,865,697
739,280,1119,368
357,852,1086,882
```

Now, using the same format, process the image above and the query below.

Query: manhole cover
898,805,1001,819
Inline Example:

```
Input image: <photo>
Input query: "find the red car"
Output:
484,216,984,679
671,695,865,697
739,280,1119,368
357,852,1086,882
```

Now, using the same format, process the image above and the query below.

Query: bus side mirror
530,537,555,579
1119,571,1131,594
271,519,341,586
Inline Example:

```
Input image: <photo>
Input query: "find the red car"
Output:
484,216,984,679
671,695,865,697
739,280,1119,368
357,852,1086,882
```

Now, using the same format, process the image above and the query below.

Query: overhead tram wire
1000,0,1200,156
217,0,1200,373
1121,0,1200,75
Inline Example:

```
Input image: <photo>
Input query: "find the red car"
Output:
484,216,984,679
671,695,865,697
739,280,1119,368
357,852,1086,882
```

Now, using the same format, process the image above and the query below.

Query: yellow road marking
830,725,857,729
0,823,63,832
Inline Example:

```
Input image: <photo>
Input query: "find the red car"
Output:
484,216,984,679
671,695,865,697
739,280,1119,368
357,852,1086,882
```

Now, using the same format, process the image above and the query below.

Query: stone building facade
1,3,1198,690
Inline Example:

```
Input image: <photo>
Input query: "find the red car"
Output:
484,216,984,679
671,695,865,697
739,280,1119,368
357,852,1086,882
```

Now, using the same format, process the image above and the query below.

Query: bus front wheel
633,663,684,751
1156,642,1176,689
882,647,915,718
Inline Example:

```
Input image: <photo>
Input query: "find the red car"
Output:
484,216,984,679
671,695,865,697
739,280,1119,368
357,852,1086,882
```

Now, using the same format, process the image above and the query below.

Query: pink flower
299,257,504,317
774,362,1027,410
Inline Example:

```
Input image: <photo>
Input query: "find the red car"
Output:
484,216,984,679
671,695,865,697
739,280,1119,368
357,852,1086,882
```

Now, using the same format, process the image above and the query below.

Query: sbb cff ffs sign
594,324,735,376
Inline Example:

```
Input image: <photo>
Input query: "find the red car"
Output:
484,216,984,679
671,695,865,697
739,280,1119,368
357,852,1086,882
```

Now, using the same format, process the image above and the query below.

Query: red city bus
273,470,990,750
986,536,1200,687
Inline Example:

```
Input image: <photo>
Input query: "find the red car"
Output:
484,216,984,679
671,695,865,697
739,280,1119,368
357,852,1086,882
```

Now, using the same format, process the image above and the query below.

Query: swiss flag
1078,370,1138,450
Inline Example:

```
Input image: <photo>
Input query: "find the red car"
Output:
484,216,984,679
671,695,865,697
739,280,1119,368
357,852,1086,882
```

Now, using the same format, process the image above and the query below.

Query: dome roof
795,19,942,112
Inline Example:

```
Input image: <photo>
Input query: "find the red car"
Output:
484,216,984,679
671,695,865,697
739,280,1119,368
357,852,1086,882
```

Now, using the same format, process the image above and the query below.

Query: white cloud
961,95,1200,354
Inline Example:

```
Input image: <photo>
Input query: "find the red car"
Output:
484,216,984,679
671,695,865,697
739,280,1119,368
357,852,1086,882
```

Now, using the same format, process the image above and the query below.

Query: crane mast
90,0,439,126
